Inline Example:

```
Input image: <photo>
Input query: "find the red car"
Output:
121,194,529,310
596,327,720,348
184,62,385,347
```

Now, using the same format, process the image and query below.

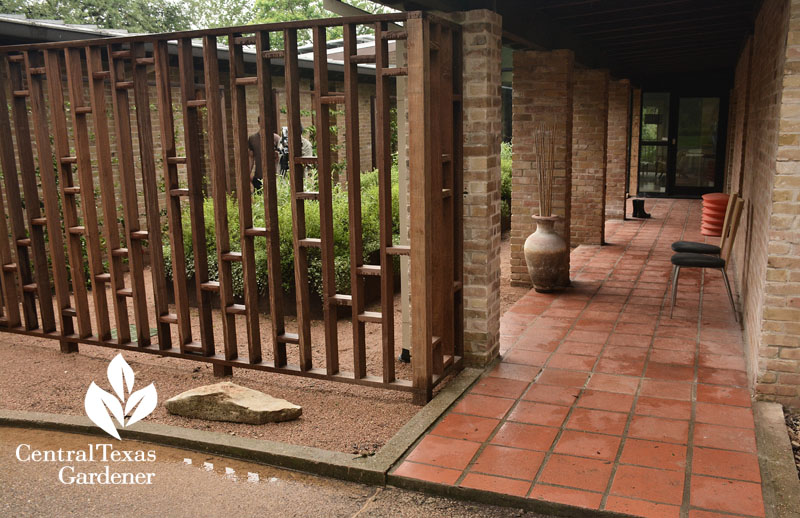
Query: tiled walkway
392,199,764,518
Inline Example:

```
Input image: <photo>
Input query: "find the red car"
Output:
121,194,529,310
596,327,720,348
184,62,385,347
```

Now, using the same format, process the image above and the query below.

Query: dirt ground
500,231,529,315
0,234,524,454
786,409,800,480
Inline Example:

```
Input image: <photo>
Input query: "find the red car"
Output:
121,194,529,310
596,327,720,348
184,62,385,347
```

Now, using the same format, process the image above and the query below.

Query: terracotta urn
524,215,569,293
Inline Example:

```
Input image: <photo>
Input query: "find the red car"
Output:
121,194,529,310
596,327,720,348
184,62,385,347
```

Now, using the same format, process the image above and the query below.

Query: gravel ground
500,232,529,316
785,409,800,480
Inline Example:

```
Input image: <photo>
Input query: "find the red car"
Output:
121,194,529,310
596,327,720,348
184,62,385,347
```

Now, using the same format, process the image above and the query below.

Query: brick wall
450,9,503,365
629,88,641,197
606,79,630,219
571,68,609,246
511,49,574,286
729,0,798,406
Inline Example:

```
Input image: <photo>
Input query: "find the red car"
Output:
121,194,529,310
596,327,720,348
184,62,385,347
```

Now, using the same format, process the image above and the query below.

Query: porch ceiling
377,0,758,83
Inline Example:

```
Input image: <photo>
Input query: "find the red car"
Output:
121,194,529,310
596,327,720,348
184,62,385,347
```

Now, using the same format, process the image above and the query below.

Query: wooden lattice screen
0,11,462,404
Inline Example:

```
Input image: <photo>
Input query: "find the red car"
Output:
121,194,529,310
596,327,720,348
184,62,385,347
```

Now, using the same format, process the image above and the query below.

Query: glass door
673,97,721,194
638,92,670,194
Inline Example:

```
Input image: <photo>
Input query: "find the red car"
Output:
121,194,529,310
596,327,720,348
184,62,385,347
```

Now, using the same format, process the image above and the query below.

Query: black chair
670,197,744,322
671,193,738,255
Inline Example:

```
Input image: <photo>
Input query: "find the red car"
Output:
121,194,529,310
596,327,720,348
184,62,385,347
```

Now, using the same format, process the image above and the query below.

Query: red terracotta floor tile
488,362,540,382
504,349,552,367
587,373,640,394
558,341,604,356
653,337,697,351
628,415,689,444
452,394,516,420
522,384,581,406
538,454,614,492
688,510,744,518
406,435,482,470
459,472,532,497
619,439,687,471
695,402,754,428
603,346,649,361
529,484,602,510
693,423,758,453
616,322,658,335
491,422,559,451
640,379,693,401
565,407,628,435
536,369,590,388
596,358,646,376
471,377,529,399
692,447,761,482
635,396,693,420
567,329,610,344
697,367,748,387
645,362,696,382
392,461,462,485
608,333,653,348
577,390,635,413
431,413,500,442
650,349,696,366
508,401,570,427
690,475,765,517
547,353,597,371
470,444,544,480
604,496,681,518
696,385,752,407
553,430,622,460
610,464,685,505
698,353,746,371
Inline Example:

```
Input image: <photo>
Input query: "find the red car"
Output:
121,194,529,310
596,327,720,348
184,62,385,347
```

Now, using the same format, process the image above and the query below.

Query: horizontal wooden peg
330,294,352,306
116,288,133,297
233,36,256,45
62,307,77,317
298,238,321,248
28,67,46,75
31,217,47,226
386,245,410,256
243,227,268,237
186,99,206,108
356,265,381,276
73,106,92,115
261,50,284,59
225,304,247,315
135,57,154,65
12,89,28,97
221,251,242,262
111,247,128,257
114,81,134,90
68,226,85,235
169,188,189,197
2,263,17,272
16,238,31,247
166,156,187,165
63,186,81,194
22,283,37,293
357,311,382,323
296,191,319,201
130,230,149,240
234,76,259,86
60,156,78,164
95,273,111,282
111,50,132,59
7,54,24,62
277,332,299,344
381,30,407,40
158,313,178,324
320,95,346,105
92,70,111,80
200,281,220,292
349,54,376,64
380,67,408,77
293,156,317,166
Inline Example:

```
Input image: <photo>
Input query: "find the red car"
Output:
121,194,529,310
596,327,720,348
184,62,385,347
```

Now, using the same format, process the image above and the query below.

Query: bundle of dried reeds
532,122,556,217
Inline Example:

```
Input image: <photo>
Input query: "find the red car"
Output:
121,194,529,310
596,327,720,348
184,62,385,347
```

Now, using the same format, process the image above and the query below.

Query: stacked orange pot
701,192,729,236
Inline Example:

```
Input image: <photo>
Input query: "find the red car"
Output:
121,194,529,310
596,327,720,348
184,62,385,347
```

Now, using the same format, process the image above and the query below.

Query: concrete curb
754,402,800,518
0,367,482,486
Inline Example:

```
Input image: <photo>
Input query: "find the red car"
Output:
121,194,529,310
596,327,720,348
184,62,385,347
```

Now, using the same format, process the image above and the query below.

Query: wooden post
407,14,433,404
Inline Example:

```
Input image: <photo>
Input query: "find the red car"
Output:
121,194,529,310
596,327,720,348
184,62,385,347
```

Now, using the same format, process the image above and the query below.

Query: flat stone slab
165,382,302,424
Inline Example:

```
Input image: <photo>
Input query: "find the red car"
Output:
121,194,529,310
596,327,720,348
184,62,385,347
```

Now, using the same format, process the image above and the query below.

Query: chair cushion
671,241,721,254
671,252,725,268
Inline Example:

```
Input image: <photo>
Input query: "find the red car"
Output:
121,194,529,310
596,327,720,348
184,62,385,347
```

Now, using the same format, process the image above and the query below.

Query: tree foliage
0,0,191,33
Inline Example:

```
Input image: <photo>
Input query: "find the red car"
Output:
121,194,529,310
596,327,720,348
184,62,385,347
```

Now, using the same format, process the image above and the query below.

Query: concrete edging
754,401,800,518
0,367,482,486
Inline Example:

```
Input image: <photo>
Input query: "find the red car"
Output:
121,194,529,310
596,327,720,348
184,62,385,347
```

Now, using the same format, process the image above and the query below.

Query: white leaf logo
84,354,158,440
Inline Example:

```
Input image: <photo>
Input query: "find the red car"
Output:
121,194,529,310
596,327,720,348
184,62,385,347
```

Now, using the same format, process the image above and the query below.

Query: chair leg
670,265,680,318
720,268,738,323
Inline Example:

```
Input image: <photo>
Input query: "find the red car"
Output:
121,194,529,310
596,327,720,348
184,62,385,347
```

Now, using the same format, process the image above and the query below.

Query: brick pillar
450,9,503,365
629,87,642,198
511,50,574,287
571,68,609,246
605,79,631,219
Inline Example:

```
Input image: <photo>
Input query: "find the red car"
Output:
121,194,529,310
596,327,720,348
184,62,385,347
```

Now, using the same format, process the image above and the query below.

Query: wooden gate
0,12,462,403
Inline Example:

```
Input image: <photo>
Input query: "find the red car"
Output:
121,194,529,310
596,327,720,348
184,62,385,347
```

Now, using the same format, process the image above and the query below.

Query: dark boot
632,199,651,219
398,348,411,363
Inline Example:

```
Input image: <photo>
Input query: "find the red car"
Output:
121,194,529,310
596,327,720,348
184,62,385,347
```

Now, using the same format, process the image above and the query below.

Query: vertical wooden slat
284,28,313,371
230,34,262,364
65,47,112,341
131,42,171,349
256,31,287,367
439,25,455,362
0,61,20,327
87,46,130,344
11,54,56,333
451,27,464,359
178,38,215,359
107,45,150,346
312,25,339,375
153,41,190,350
374,22,396,383
407,14,433,404
23,51,69,335
343,24,367,379
202,35,238,364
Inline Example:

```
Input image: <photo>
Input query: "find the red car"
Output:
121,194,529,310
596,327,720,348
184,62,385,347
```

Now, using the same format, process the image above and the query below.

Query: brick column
629,87,642,198
511,50,574,287
605,79,631,219
450,9,503,365
570,68,609,246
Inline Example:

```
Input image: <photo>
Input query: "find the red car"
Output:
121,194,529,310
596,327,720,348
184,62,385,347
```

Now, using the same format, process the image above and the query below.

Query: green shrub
500,140,512,230
164,166,400,299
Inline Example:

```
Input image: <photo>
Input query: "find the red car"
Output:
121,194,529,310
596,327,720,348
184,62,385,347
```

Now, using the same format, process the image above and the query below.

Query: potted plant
523,123,569,292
